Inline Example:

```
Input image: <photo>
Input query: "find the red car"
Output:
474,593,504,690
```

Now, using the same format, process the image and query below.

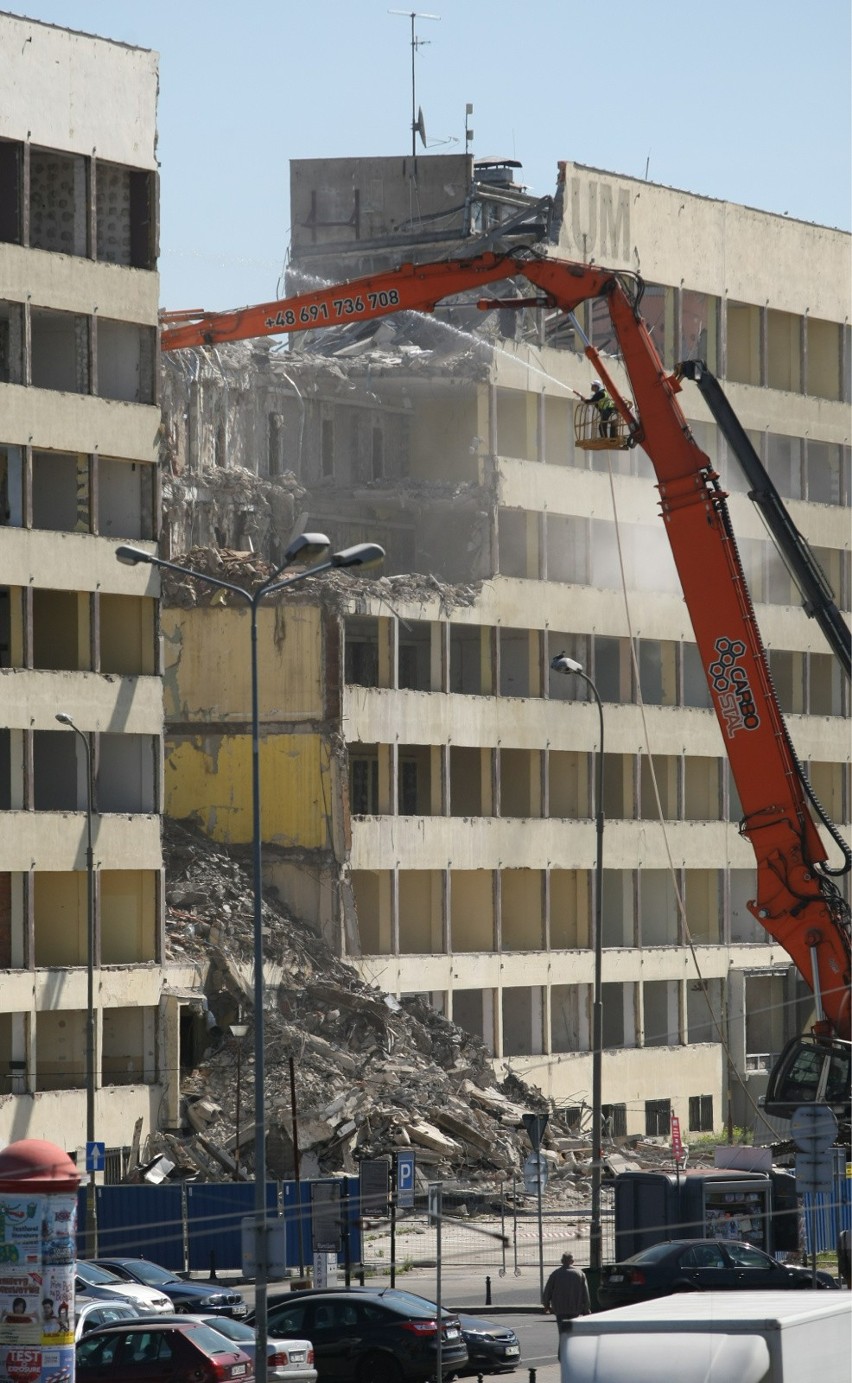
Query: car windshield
77,1263,123,1285
380,1289,451,1318
186,1322,242,1355
116,1261,175,1287
201,1317,252,1343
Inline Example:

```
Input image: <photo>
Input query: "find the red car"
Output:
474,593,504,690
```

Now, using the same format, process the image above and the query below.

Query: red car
75,1319,255,1381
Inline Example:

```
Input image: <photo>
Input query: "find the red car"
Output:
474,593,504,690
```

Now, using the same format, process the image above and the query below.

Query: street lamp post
55,711,97,1256
550,653,605,1275
229,1019,249,1181
116,535,384,1382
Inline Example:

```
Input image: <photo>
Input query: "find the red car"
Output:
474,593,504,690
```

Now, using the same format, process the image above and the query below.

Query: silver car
75,1260,174,1315
74,1296,139,1340
145,1312,316,1381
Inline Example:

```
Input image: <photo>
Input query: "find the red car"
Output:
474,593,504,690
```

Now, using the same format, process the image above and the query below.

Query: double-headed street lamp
550,652,605,1275
116,534,383,1381
54,711,97,1256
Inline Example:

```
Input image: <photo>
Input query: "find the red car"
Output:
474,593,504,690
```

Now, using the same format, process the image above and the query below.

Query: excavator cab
574,398,633,451
763,1034,850,1119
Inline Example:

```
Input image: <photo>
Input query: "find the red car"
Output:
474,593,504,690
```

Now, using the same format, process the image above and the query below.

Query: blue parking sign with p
396,1151,416,1208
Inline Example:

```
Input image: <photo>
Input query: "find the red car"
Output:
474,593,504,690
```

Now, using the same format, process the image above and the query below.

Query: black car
90,1256,248,1318
258,1287,468,1382
598,1238,840,1310
375,1291,521,1375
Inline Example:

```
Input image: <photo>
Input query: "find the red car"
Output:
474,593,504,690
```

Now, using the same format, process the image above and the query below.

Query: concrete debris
156,543,482,620
150,820,715,1203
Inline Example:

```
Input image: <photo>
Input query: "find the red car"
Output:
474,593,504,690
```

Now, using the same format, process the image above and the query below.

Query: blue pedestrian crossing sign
396,1151,416,1208
86,1141,105,1173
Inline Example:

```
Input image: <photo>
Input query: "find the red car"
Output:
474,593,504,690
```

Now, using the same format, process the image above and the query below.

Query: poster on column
0,1192,77,1382
40,1196,75,1349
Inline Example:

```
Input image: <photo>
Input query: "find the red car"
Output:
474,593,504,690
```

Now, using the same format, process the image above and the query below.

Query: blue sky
12,1,852,310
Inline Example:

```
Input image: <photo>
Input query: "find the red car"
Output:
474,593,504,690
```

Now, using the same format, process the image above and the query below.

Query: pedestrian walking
542,1251,591,1361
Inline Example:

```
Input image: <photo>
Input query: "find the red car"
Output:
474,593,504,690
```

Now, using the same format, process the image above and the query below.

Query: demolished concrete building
159,154,850,1143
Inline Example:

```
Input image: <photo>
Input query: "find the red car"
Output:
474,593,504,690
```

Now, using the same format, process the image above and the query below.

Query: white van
561,1290,850,1383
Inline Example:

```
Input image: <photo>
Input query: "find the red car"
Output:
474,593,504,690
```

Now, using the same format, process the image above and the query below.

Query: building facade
161,155,850,1138
0,14,176,1155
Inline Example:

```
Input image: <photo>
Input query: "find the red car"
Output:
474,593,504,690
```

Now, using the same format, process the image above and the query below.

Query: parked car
138,1313,317,1381
598,1238,841,1310
76,1319,255,1381
376,1290,521,1374
257,1286,469,1382
76,1260,174,1314
74,1295,139,1340
90,1255,248,1317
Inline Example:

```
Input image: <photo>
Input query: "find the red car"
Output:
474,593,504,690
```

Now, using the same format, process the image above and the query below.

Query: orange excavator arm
160,250,850,1043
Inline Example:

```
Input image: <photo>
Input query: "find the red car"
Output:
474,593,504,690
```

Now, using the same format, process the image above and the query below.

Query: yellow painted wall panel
165,732,330,847
162,604,324,722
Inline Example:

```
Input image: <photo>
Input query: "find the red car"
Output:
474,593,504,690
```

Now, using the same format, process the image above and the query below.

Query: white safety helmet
591,380,602,390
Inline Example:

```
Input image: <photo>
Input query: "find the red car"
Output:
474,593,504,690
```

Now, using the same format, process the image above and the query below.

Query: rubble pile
157,820,594,1198
156,545,483,620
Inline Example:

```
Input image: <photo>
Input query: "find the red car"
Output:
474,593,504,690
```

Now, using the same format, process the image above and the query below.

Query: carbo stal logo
709,637,760,737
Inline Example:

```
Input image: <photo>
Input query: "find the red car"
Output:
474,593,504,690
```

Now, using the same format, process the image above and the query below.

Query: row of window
0,445,156,540
0,1005,154,1093
0,728,158,815
566,285,850,403
499,390,851,508
558,1098,713,1137
0,139,156,268
0,868,158,969
349,746,848,827
427,970,790,1062
350,865,805,952
498,508,850,611
0,586,156,676
344,617,848,719
0,300,157,404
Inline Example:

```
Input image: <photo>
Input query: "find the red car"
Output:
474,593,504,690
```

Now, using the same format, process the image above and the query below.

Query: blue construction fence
77,1177,362,1275
802,1149,851,1254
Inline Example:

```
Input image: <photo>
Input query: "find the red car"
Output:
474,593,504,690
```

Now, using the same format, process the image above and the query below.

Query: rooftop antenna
389,9,440,157
465,102,474,155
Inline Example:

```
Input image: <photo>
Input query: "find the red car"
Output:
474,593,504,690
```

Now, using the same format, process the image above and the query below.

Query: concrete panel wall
0,15,159,169
163,605,324,723
166,733,331,849
553,161,850,319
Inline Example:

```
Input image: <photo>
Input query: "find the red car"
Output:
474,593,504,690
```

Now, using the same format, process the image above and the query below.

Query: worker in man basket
542,1252,591,1362
584,379,618,438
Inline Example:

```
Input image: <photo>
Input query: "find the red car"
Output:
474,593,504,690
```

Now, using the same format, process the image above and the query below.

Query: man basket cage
574,399,634,451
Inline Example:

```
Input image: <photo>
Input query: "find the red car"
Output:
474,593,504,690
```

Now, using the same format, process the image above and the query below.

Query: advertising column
0,1140,80,1383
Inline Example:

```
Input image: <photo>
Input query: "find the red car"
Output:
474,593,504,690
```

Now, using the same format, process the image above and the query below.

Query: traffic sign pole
390,1157,397,1288
790,1105,838,1290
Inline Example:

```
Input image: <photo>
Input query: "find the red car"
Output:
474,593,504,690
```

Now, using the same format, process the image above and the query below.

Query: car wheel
356,1352,403,1383
673,1282,698,1292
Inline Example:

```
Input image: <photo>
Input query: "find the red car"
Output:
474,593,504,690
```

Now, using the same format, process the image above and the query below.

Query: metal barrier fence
83,1177,362,1273
361,1191,616,1276
802,1151,851,1254
80,1179,612,1277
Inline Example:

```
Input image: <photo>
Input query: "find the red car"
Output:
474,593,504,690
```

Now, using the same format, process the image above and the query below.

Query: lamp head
115,545,153,566
284,532,330,564
55,712,74,727
332,543,385,571
551,652,583,675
